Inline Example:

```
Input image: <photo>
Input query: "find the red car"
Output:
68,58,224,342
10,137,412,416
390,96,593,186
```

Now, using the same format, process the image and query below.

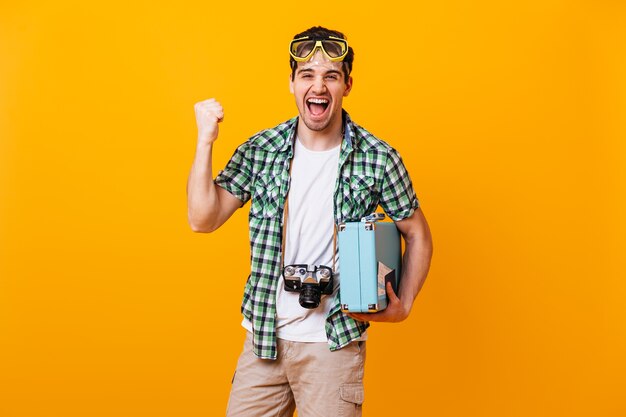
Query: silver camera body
283,264,334,309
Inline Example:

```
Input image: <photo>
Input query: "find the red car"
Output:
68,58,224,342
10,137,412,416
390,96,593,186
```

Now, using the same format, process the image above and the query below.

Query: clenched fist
194,98,224,145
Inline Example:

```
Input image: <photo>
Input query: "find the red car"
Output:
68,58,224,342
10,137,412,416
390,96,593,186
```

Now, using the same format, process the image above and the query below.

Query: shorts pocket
339,383,364,417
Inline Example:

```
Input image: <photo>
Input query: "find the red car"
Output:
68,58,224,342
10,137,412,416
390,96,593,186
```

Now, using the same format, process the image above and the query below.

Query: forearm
398,230,433,313
187,142,220,232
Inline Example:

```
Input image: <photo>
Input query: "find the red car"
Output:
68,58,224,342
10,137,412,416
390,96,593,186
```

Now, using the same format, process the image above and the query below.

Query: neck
296,115,344,151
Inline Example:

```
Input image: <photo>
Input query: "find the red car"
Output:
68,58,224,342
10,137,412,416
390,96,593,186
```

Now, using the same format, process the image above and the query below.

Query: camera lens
299,284,321,309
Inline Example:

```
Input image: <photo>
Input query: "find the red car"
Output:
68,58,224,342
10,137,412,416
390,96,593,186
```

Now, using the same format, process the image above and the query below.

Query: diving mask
289,36,349,62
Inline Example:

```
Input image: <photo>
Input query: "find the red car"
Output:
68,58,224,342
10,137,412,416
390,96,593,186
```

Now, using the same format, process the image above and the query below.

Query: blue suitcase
338,214,403,313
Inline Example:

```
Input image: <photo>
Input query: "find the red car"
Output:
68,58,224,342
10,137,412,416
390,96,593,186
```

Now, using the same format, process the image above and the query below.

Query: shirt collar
270,110,357,154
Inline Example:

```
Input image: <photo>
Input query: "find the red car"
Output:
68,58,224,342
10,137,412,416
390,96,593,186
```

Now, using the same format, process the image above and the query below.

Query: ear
343,76,353,97
289,73,294,94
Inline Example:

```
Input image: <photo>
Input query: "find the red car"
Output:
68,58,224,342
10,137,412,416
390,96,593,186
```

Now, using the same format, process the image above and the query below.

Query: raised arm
187,99,242,233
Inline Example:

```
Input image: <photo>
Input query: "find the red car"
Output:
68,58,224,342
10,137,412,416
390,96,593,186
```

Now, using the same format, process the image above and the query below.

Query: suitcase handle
360,213,385,223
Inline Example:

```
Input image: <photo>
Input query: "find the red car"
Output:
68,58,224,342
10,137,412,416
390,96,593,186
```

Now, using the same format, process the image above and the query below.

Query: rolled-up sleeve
214,142,252,205
379,148,419,221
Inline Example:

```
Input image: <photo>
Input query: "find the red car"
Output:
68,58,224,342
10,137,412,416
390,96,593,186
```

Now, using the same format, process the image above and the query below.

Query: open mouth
306,97,329,117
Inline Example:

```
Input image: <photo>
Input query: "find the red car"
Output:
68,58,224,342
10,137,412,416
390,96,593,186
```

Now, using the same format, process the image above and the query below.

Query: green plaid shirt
215,111,419,359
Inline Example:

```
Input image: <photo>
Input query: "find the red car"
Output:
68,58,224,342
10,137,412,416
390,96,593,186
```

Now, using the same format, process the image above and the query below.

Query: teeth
307,98,329,104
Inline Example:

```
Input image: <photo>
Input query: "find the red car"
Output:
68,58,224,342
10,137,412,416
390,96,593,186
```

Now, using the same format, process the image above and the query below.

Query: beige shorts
226,332,366,417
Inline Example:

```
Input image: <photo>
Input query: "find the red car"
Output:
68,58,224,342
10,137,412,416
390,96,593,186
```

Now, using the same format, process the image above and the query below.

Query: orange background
1,1,625,416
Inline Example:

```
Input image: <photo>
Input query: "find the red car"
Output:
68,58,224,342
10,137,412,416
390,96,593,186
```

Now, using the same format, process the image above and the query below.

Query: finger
203,104,223,115
195,98,218,109
198,100,221,109
386,281,400,303
205,102,222,110
200,106,223,122
207,106,224,121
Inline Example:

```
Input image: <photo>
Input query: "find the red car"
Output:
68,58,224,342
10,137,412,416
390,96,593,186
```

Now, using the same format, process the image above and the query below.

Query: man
187,26,432,417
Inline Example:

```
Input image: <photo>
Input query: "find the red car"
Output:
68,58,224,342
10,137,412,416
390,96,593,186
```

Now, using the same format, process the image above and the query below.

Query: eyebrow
297,68,343,77
324,70,343,77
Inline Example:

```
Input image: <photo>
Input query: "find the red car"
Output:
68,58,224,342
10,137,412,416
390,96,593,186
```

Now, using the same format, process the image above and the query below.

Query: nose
311,75,327,94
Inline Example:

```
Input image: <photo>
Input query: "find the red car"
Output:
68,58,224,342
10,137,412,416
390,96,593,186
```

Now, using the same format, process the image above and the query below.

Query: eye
325,74,338,80
300,73,313,79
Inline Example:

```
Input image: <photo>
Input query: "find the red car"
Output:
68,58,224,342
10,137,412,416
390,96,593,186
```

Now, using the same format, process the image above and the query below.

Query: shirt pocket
249,171,282,219
340,174,378,221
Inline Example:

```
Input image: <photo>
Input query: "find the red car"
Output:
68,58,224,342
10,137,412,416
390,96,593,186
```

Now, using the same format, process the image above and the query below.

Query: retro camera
283,264,334,309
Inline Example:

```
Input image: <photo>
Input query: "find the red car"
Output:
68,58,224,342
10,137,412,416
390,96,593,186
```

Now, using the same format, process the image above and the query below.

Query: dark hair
290,26,354,83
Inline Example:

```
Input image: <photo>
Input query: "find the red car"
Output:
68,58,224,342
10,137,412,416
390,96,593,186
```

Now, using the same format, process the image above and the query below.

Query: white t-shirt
243,137,366,342
275,137,340,341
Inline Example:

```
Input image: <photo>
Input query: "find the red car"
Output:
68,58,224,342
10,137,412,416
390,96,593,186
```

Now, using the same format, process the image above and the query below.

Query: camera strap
280,156,338,274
